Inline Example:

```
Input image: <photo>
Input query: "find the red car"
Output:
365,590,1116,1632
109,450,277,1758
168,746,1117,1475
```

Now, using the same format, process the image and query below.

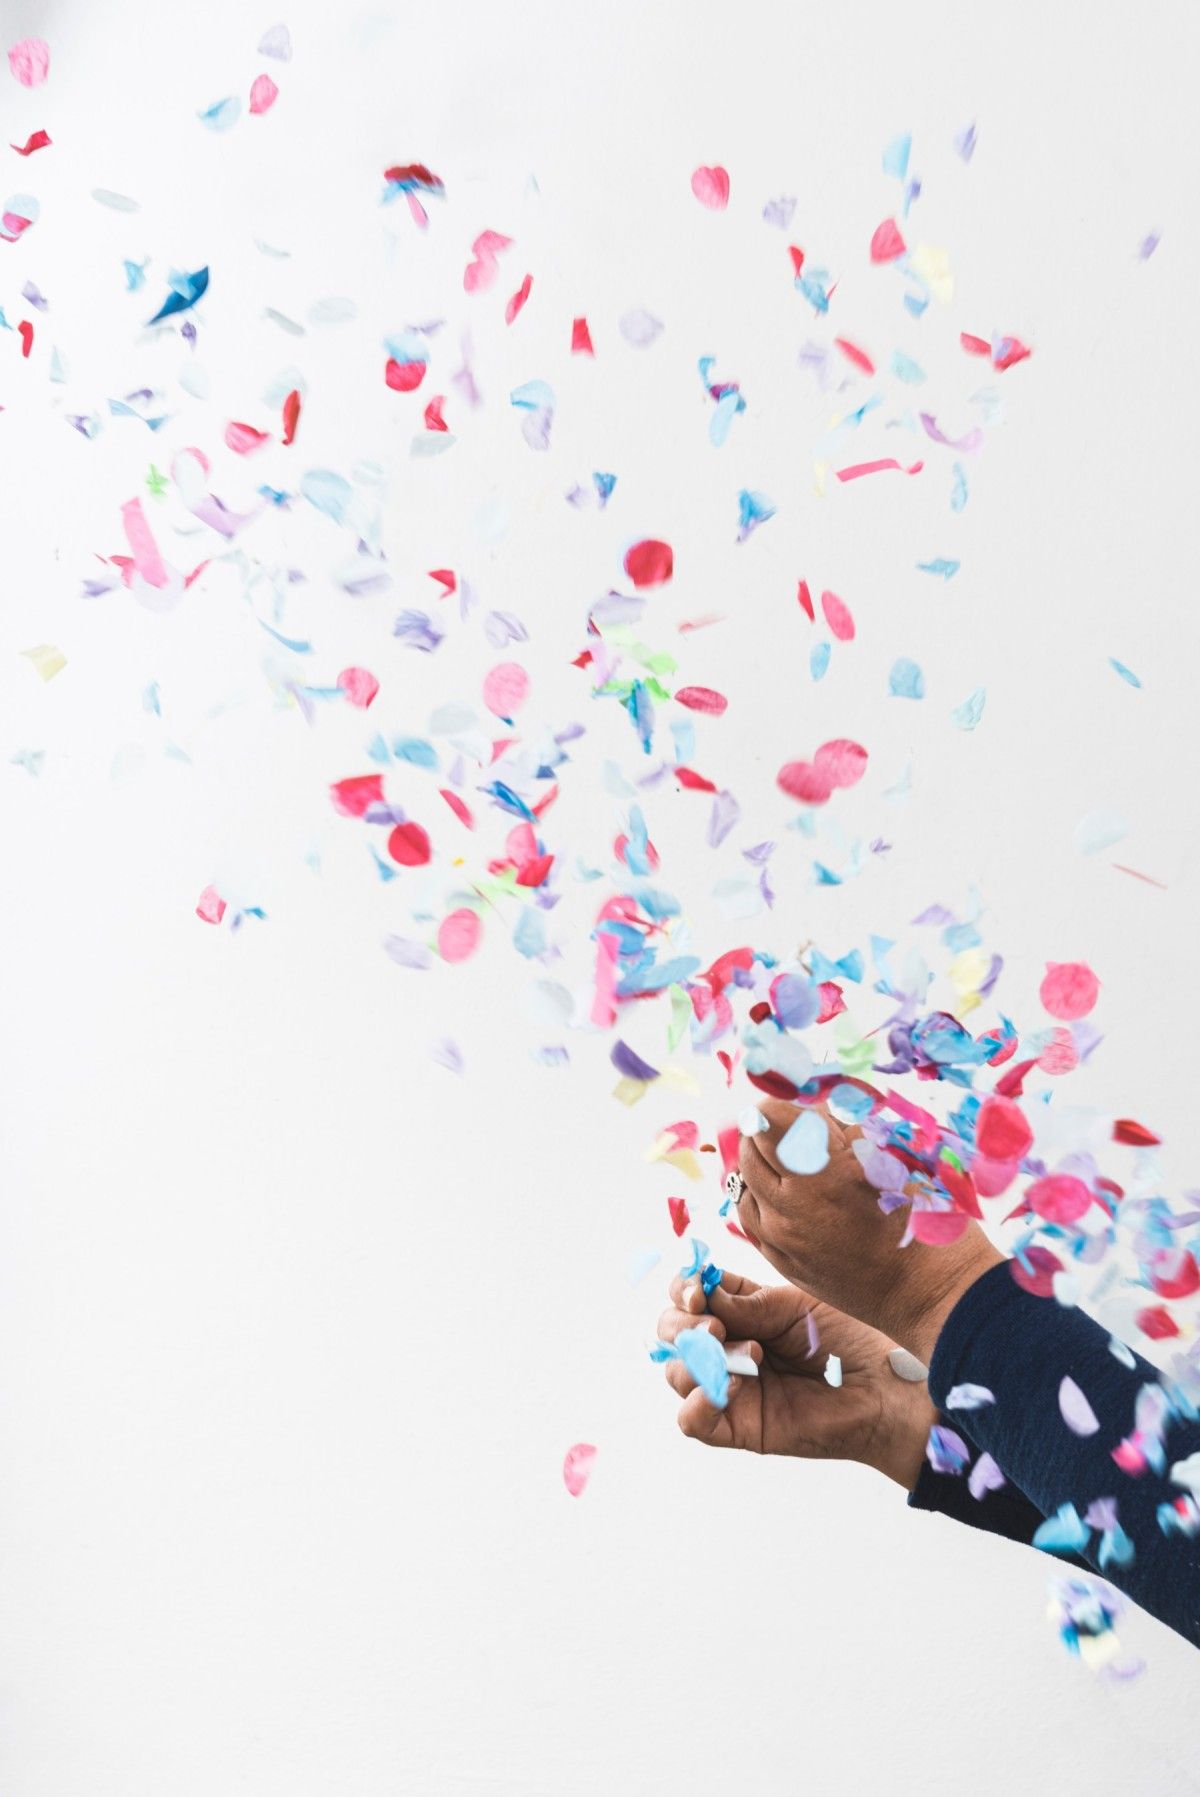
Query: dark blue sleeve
907,1415,1090,1561
924,1260,1200,1649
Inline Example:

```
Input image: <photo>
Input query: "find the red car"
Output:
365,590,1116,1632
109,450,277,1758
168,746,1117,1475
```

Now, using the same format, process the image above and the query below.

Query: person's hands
735,1098,1003,1363
656,1268,935,1488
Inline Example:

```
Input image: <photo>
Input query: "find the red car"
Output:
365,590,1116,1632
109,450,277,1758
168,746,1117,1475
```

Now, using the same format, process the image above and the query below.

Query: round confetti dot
1026,1174,1093,1225
1039,960,1100,1020
387,822,432,866
482,661,530,718
438,908,481,962
623,538,674,588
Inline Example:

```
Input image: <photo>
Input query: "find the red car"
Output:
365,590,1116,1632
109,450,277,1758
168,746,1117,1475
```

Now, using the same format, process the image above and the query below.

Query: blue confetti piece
952,687,987,731
147,266,209,325
890,350,926,385
593,471,616,508
1109,658,1142,689
700,1263,723,1297
710,389,744,448
679,1237,710,1280
889,657,925,700
301,468,353,524
393,736,440,769
903,290,930,319
676,1327,730,1408
810,641,831,682
1034,1503,1092,1556
197,96,241,132
778,1109,829,1174
917,558,960,579
950,462,968,512
882,132,912,180
736,489,776,542
926,1426,970,1475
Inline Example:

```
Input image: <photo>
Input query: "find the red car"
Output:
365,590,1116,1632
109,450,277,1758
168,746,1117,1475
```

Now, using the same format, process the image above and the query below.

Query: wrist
879,1235,1004,1367
872,1392,936,1491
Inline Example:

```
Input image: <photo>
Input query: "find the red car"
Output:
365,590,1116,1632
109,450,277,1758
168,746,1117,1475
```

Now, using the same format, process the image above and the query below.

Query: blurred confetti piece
889,657,925,699
1059,1377,1101,1436
21,643,66,681
952,687,986,730
1109,658,1141,688
249,73,279,115
691,165,730,210
778,1109,829,1173
195,885,227,925
562,1442,597,1497
1040,961,1099,1020
8,37,49,85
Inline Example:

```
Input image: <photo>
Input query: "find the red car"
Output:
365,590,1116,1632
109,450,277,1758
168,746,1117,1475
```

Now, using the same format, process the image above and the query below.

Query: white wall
3,1,1199,1791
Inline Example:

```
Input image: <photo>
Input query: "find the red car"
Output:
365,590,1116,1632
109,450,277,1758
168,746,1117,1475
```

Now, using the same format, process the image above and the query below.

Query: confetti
562,1442,597,1496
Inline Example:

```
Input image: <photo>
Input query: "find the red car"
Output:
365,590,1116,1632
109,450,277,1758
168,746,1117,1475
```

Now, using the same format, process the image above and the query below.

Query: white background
2,0,1200,1791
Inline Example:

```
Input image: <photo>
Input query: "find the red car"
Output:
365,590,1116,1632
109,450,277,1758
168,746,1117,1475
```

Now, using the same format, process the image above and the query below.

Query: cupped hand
735,1098,1003,1362
657,1268,935,1488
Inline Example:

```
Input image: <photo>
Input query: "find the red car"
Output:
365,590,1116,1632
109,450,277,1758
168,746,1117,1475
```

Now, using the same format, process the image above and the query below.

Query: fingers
657,1304,725,1347
676,1386,736,1448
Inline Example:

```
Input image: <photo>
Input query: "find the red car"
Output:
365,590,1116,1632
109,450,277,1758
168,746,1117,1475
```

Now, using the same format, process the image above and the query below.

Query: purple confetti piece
383,935,432,970
762,195,797,229
611,1039,659,1082
708,789,740,848
1059,1376,1101,1436
618,308,663,348
392,609,445,652
968,1452,1006,1500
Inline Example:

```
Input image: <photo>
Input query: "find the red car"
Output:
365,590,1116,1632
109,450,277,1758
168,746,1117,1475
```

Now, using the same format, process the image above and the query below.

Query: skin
658,1270,935,1490
733,1097,1003,1366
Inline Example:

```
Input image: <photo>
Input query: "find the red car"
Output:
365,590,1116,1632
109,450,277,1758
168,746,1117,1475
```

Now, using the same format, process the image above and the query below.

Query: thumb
705,1280,796,1342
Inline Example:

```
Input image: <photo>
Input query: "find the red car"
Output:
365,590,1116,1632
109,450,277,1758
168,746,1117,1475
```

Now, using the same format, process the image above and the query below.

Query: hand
735,1099,1003,1362
656,1268,935,1489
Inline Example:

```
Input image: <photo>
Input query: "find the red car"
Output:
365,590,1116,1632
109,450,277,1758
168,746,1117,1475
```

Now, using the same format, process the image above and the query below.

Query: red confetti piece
329,774,384,818
691,164,730,210
18,319,33,358
834,337,875,376
976,1096,1033,1160
1113,1118,1161,1147
224,420,270,454
1149,1249,1200,1300
505,273,532,324
195,884,226,925
993,337,1032,371
337,667,379,709
249,73,279,114
816,738,868,788
835,458,924,482
674,686,727,715
438,908,482,962
992,1056,1036,1097
571,316,594,355
428,569,456,597
562,1442,597,1496
388,822,432,867
796,579,815,621
1135,1305,1180,1341
869,218,906,262
788,245,805,276
516,853,554,888
439,788,474,828
938,1160,982,1218
1039,961,1100,1021
11,129,51,155
820,590,855,641
960,332,991,357
281,389,301,445
1026,1174,1093,1225
623,538,674,588
667,1198,690,1237
423,395,448,431
675,767,718,793
1112,864,1168,889
385,355,426,393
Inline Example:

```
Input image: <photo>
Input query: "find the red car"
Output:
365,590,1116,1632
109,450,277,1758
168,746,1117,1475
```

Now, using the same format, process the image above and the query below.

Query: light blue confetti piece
950,462,968,512
736,488,776,542
952,687,987,731
301,468,353,524
198,96,241,132
675,1327,730,1408
917,558,960,579
510,378,555,412
710,389,744,448
882,132,912,179
1109,658,1142,689
1074,809,1129,856
810,641,831,682
888,657,925,700
513,907,547,959
778,1110,829,1175
1033,1503,1092,1556
393,736,440,769
629,1248,662,1286
903,290,930,319
890,350,926,385
679,1237,710,1280
141,681,161,716
945,1384,995,1411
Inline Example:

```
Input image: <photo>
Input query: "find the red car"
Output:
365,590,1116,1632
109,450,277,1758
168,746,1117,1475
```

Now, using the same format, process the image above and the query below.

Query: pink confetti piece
1039,961,1100,1021
482,661,530,718
563,1442,597,1496
623,538,673,588
690,165,730,210
224,420,271,454
438,908,481,963
869,218,906,262
674,686,727,715
835,458,924,482
910,1210,970,1244
571,316,594,355
505,273,532,324
1149,1248,1200,1299
195,884,227,925
249,73,279,115
463,229,512,294
337,667,379,709
834,337,875,376
7,37,49,87
820,590,855,642
120,497,169,589
975,1096,1033,1161
439,788,474,828
329,774,385,818
1059,1376,1100,1436
1027,1174,1093,1225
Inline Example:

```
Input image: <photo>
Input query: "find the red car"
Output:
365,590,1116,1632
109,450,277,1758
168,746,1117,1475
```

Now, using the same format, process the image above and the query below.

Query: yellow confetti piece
909,244,954,305
21,643,66,682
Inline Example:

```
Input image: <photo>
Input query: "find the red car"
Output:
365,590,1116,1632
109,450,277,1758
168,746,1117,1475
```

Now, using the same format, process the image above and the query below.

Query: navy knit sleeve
925,1260,1200,1648
906,1416,1087,1557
